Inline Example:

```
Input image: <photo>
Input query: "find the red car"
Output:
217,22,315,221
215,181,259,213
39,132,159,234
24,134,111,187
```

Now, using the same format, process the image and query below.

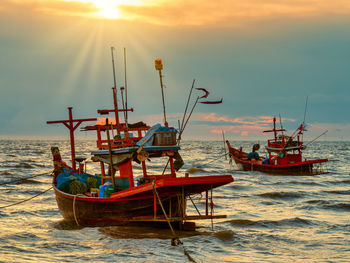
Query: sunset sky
1,0,349,140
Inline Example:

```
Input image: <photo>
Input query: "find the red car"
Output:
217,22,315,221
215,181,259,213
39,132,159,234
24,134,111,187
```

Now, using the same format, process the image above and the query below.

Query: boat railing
267,139,302,148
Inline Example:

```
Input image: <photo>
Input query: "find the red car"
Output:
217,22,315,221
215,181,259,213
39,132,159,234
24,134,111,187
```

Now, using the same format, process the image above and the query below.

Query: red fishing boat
226,117,328,175
47,54,233,229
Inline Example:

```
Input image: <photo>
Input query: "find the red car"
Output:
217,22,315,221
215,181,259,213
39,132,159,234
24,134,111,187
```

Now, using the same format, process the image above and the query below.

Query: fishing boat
226,117,328,175
47,54,233,229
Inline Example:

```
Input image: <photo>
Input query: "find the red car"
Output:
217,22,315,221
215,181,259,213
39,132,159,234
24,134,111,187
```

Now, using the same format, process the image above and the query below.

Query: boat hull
228,145,327,175
53,175,233,226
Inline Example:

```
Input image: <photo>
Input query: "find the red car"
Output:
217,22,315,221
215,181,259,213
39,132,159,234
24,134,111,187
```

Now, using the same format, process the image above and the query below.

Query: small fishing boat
47,54,233,229
226,117,328,175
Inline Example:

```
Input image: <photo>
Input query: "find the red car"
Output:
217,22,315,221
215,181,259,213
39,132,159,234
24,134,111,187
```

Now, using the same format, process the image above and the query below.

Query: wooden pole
124,47,128,125
105,118,116,189
68,107,76,170
158,69,168,127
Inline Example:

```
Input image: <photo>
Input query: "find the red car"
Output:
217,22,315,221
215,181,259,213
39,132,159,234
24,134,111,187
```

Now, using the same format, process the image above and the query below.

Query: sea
0,139,349,263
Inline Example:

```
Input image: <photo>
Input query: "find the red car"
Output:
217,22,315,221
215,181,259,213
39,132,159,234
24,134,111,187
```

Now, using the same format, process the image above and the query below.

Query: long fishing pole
123,47,128,126
222,130,227,160
111,47,120,126
303,96,309,125
180,79,195,132
178,96,200,144
120,86,127,128
304,130,328,148
302,96,308,141
111,47,117,90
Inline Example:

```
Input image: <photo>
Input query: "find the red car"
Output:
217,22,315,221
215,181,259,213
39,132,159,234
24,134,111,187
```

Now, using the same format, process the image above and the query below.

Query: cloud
184,113,298,137
2,0,350,26
0,0,98,17
118,0,350,26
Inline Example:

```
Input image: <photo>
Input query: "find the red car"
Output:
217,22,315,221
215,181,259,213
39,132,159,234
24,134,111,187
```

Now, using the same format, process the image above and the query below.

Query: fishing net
86,176,98,190
69,180,87,195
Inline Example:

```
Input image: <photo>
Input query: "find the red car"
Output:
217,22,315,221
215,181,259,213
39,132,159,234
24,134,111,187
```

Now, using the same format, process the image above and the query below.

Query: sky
0,0,350,141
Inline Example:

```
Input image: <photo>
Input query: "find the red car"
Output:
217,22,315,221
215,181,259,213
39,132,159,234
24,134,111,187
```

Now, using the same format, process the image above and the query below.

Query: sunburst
71,0,143,19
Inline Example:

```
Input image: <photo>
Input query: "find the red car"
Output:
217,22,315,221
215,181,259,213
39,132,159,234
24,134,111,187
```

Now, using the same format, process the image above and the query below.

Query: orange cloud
118,0,350,26
2,0,350,25
0,0,98,17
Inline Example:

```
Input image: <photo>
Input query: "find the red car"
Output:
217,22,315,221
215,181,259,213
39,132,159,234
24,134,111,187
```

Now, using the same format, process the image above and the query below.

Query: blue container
99,185,106,197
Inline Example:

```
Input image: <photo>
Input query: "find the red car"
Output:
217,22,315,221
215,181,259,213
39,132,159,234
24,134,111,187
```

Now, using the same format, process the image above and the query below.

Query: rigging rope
0,186,53,209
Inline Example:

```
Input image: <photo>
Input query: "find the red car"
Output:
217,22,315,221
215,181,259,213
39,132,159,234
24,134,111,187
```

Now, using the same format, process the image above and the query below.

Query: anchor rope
0,171,53,186
0,186,53,209
152,181,197,263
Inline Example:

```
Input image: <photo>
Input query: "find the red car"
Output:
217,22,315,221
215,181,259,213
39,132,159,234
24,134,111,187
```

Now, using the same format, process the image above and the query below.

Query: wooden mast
47,107,97,170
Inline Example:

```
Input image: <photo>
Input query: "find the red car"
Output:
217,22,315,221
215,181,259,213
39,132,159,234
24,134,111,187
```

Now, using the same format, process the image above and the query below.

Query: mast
273,116,277,140
47,107,97,170
155,59,168,127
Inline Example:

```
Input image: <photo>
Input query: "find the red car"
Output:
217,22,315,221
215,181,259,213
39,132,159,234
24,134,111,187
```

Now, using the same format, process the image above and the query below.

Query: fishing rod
178,96,200,144
303,96,308,125
110,47,120,126
120,86,127,128
302,96,308,141
304,130,328,148
123,47,128,127
111,47,117,91
180,79,195,132
222,130,227,160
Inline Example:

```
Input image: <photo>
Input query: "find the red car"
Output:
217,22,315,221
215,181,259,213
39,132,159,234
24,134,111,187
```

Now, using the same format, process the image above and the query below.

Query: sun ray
64,0,147,19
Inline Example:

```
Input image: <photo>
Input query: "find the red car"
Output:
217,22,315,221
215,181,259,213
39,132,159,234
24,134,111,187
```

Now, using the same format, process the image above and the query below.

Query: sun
76,0,143,19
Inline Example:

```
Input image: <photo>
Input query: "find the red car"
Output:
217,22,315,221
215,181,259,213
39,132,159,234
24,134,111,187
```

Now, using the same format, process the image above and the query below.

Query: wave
213,230,235,241
2,162,34,169
227,217,312,228
324,190,350,195
323,203,350,211
186,167,206,174
0,171,12,176
257,191,304,200
302,200,350,211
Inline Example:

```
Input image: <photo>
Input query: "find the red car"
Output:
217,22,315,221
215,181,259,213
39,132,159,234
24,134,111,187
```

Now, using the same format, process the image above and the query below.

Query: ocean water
0,139,349,262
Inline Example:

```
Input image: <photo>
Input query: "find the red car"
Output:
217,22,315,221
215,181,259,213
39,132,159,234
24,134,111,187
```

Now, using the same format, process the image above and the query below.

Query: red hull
227,144,328,175
53,175,233,226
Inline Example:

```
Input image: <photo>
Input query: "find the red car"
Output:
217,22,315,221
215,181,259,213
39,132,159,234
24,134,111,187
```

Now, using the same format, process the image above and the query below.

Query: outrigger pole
46,107,97,170
155,59,168,127
110,47,120,127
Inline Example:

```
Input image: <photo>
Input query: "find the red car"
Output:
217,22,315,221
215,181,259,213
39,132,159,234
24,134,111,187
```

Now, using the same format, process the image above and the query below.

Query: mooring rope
204,152,229,165
73,194,85,226
0,186,53,209
0,171,53,186
152,181,197,263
